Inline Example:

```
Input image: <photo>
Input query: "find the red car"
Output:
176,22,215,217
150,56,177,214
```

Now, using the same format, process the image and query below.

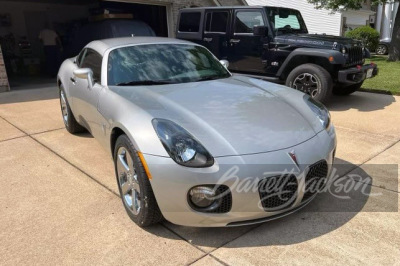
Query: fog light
189,186,216,208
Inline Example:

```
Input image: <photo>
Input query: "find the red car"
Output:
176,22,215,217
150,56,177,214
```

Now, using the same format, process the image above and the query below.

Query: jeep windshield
265,7,308,36
108,44,231,86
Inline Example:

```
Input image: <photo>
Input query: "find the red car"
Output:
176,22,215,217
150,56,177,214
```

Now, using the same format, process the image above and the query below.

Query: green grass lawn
362,55,400,95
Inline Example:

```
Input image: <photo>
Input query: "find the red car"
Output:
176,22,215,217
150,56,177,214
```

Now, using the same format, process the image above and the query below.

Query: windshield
107,44,231,86
265,7,308,35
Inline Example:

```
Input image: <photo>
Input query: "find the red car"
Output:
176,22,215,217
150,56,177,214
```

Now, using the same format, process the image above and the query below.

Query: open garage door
0,0,170,91
100,1,169,37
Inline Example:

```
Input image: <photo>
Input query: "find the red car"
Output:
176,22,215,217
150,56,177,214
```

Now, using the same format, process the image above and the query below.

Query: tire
286,63,333,104
114,134,163,227
376,44,388,55
333,82,363,96
59,84,85,134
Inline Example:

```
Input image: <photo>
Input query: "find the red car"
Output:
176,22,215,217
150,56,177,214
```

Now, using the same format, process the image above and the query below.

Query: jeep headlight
152,119,214,167
305,96,331,130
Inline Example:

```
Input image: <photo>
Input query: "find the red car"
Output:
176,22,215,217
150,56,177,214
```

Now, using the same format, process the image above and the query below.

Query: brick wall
0,45,10,92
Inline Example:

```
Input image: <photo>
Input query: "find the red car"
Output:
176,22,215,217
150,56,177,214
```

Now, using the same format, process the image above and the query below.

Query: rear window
179,12,201,32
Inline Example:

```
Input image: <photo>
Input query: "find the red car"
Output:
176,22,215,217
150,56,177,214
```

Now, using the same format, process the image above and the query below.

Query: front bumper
338,63,379,85
144,127,337,227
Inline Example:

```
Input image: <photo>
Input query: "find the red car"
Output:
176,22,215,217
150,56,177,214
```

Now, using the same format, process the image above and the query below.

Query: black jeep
176,6,378,103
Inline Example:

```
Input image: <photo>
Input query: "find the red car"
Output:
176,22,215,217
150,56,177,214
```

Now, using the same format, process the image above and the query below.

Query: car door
229,9,268,73
70,48,104,137
202,9,231,60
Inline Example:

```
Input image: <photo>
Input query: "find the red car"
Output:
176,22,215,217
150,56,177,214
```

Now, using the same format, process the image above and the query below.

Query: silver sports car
57,37,337,227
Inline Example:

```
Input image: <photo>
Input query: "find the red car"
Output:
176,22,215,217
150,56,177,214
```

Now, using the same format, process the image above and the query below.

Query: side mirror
253,26,268,37
73,68,94,90
219,59,229,69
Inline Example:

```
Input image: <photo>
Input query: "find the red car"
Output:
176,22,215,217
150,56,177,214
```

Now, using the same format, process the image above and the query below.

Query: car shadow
143,158,384,249
0,86,58,105
326,92,396,112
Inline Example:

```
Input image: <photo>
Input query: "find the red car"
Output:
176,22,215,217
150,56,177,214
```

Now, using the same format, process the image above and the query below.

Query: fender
276,48,346,77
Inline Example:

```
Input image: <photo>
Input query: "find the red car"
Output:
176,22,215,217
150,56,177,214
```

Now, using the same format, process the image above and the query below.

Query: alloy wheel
293,73,320,98
60,90,69,123
117,147,141,215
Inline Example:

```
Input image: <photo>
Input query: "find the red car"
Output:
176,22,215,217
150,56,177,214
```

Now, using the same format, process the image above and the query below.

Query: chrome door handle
203,37,213,42
230,39,241,44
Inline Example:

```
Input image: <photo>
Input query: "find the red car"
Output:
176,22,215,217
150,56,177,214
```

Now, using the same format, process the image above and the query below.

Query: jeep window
265,7,307,35
179,12,201,32
234,11,265,34
205,11,229,33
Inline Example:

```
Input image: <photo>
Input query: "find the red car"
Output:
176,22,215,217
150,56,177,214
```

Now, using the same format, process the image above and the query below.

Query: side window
234,11,265,34
205,11,229,33
80,49,102,83
179,12,201,32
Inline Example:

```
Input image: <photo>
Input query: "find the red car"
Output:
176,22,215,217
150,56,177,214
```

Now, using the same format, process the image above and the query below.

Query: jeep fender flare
276,48,346,77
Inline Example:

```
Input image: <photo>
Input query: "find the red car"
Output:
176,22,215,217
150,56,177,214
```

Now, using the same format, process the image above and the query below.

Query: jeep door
202,9,231,60
228,9,268,73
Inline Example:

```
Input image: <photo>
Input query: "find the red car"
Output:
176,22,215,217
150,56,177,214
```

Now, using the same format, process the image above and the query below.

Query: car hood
109,76,317,157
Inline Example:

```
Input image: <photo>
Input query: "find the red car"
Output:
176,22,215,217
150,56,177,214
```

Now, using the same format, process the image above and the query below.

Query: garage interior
0,0,169,90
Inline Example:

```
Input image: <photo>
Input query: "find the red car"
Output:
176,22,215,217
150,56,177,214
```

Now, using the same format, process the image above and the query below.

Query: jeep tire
286,63,332,104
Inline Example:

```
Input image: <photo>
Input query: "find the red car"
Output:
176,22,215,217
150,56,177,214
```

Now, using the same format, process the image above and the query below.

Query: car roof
180,5,293,10
85,37,195,55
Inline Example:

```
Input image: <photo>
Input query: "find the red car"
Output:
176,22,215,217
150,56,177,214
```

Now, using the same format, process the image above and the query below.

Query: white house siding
342,10,374,30
246,0,342,35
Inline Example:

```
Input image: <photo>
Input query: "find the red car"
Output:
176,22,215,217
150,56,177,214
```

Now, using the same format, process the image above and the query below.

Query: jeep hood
276,33,362,49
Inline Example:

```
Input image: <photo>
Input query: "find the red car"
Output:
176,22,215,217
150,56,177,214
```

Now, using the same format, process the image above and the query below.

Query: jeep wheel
333,82,363,96
286,64,332,104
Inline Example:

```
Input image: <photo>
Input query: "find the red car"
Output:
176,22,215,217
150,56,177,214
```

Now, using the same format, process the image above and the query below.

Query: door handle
230,39,241,44
203,37,213,42
70,77,76,83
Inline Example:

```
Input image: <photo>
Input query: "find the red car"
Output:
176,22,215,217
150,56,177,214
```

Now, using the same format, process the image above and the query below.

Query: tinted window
179,12,201,32
80,49,102,83
107,44,230,86
235,11,265,34
205,11,229,33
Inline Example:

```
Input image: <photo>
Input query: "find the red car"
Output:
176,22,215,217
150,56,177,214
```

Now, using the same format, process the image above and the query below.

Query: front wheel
114,134,163,227
59,84,85,134
286,63,332,104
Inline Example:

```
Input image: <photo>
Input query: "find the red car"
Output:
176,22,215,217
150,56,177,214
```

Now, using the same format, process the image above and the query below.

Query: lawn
362,55,400,95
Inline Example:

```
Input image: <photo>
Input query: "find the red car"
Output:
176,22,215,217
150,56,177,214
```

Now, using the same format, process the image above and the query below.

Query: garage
0,0,172,90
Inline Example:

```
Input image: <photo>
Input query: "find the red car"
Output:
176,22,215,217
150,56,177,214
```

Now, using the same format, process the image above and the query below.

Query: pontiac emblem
288,150,299,167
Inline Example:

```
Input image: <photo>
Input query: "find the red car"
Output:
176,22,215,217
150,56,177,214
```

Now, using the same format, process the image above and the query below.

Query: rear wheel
333,82,363,96
114,134,163,227
59,84,85,134
286,63,332,104
376,44,388,55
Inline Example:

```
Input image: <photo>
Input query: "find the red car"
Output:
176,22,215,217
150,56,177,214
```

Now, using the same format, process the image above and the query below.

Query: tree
308,0,400,61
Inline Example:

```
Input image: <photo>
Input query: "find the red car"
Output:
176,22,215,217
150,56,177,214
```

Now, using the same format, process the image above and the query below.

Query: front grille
258,175,298,211
346,46,363,66
302,160,328,202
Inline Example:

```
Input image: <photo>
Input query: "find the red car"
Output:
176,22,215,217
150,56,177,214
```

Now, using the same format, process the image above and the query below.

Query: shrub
345,26,380,51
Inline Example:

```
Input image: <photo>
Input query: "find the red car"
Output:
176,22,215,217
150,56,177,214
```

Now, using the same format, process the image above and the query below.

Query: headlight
305,96,331,130
152,119,214,167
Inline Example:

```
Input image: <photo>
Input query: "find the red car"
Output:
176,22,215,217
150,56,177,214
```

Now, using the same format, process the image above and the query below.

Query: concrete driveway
0,87,399,265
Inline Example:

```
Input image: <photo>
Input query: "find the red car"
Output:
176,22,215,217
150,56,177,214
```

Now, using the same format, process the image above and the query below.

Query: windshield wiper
116,80,174,86
195,75,229,82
